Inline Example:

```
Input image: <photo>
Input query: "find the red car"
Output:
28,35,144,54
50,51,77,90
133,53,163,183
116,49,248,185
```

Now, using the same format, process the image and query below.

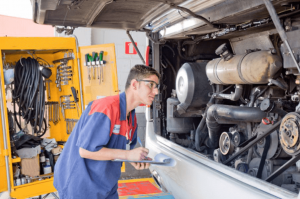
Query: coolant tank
206,51,282,84
166,97,195,134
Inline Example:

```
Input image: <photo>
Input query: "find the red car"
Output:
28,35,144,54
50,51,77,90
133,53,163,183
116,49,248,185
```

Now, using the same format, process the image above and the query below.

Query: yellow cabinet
0,37,118,198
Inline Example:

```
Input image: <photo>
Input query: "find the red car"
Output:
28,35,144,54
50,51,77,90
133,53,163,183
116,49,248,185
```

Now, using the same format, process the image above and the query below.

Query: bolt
234,136,238,143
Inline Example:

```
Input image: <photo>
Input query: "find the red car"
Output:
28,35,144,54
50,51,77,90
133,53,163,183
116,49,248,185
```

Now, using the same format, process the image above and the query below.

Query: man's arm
79,147,149,161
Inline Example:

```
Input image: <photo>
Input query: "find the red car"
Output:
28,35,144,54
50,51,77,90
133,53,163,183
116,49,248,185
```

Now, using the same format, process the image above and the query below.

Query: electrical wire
12,57,46,136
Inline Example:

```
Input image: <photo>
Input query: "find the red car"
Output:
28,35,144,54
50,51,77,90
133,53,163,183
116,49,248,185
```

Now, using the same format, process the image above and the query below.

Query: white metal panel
145,107,298,199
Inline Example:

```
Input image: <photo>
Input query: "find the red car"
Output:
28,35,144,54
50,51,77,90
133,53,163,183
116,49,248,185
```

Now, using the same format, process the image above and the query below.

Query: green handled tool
92,52,98,80
96,55,101,84
99,51,106,83
85,53,93,82
71,87,80,117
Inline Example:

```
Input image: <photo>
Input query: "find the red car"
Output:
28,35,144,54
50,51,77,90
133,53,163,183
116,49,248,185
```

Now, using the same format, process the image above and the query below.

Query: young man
53,64,160,199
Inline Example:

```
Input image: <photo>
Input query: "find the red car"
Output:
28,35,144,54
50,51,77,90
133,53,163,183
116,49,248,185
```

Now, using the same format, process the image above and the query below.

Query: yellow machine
0,37,119,198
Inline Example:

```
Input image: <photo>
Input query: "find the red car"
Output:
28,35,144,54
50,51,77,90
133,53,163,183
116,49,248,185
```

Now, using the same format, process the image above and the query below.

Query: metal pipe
207,105,267,124
70,35,84,112
248,88,260,107
126,31,145,64
0,60,11,197
223,120,281,165
195,114,208,151
195,96,214,150
269,78,288,90
263,0,300,73
213,84,243,101
146,33,156,44
205,105,268,149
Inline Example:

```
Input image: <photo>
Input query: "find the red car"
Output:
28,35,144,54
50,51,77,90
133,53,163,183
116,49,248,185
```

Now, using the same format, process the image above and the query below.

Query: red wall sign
125,42,137,54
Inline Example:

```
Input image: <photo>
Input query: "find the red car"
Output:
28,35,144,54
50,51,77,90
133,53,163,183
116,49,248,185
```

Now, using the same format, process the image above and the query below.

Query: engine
164,28,300,192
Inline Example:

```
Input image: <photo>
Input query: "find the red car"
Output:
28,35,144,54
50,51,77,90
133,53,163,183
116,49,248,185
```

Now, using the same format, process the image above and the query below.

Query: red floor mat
118,181,162,196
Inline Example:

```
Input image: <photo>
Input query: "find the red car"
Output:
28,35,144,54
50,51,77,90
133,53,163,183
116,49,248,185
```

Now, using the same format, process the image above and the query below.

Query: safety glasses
136,79,160,90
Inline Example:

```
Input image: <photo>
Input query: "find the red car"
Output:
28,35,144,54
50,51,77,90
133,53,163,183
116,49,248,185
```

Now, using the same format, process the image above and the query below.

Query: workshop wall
55,27,92,47
92,28,147,113
0,15,54,37
91,29,146,91
57,28,147,113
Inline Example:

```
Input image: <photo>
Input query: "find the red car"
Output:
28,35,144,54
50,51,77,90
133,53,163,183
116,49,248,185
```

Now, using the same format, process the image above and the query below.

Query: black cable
12,57,46,136
163,57,177,80
162,44,176,57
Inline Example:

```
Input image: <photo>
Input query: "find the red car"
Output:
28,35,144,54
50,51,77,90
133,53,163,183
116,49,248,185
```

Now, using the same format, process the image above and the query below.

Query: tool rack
0,37,119,199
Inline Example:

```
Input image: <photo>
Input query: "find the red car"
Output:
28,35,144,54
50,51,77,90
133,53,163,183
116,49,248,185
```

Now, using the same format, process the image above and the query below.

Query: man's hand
126,147,149,161
130,157,152,170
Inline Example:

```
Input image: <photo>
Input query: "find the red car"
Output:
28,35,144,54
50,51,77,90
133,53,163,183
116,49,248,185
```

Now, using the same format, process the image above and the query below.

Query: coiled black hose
12,57,46,136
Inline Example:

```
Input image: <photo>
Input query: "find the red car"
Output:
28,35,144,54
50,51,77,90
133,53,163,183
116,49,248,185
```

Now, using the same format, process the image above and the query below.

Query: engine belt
256,135,271,179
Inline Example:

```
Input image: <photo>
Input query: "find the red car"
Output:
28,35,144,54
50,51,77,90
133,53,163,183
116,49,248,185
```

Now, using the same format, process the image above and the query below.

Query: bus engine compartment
153,1,300,193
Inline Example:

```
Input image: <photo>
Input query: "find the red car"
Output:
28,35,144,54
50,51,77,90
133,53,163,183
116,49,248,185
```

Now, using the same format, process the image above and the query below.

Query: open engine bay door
0,37,119,198
79,44,119,108
0,66,8,192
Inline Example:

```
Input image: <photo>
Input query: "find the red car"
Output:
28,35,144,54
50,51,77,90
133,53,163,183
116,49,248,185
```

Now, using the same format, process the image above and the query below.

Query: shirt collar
119,92,135,126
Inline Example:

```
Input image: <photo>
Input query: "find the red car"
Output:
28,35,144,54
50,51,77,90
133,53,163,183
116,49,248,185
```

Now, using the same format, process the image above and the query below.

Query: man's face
136,75,159,105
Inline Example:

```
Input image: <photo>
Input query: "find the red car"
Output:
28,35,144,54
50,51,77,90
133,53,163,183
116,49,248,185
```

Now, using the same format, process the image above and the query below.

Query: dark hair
125,65,160,90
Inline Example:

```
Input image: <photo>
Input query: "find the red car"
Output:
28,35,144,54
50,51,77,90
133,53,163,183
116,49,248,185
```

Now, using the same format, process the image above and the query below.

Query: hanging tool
60,69,72,73
95,53,101,83
92,52,98,80
85,54,93,82
60,95,72,120
99,51,106,83
45,101,59,125
59,66,72,70
71,87,80,117
55,59,73,91
59,74,73,78
55,68,62,92
45,79,52,100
